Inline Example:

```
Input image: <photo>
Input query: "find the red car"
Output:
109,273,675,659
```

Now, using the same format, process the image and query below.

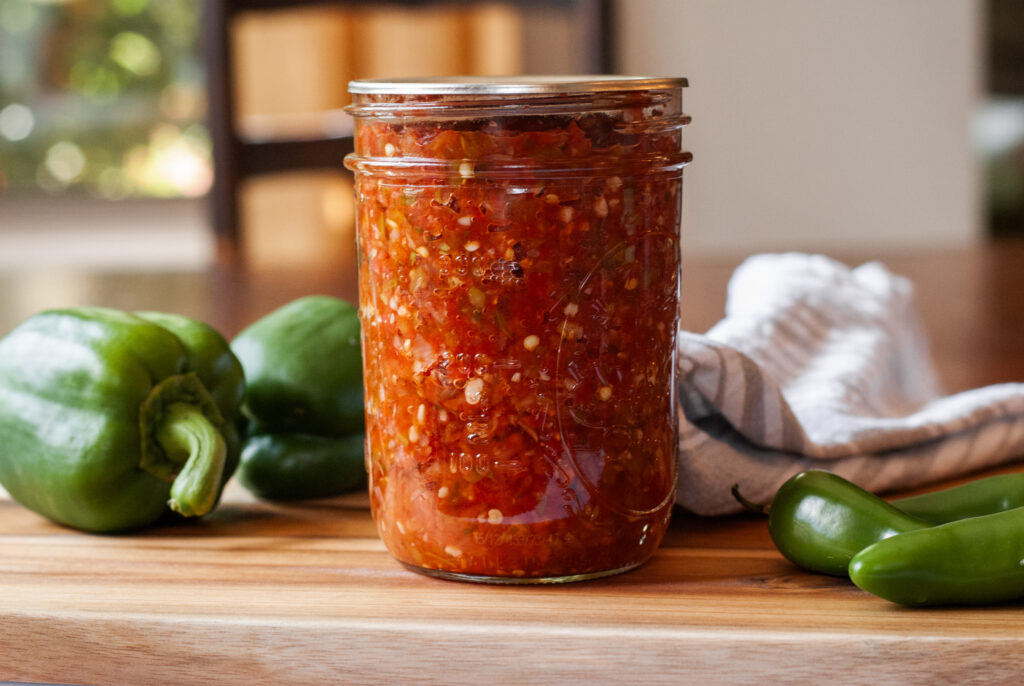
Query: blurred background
0,0,1021,271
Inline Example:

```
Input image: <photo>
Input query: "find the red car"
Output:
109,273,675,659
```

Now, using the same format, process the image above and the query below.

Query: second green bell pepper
238,433,366,500
231,295,363,436
231,295,366,500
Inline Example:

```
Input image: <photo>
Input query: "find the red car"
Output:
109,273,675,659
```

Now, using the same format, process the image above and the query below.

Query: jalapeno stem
155,402,226,517
730,484,769,515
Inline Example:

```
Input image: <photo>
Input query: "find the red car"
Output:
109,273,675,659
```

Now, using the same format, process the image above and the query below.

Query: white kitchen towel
676,253,1024,516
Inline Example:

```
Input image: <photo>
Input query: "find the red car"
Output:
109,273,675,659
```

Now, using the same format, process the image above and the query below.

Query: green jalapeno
762,470,929,577
891,473,1024,524
850,506,1024,606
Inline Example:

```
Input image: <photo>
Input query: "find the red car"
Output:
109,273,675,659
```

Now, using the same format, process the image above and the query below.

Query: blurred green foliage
0,0,211,198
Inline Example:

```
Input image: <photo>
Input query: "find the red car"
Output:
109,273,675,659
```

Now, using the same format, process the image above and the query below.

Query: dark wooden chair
200,0,614,258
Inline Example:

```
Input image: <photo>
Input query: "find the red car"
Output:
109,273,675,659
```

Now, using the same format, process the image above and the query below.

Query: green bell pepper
231,296,366,500
231,295,363,436
0,308,244,532
238,433,366,500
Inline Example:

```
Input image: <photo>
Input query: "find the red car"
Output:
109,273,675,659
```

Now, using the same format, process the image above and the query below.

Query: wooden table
1,242,1023,684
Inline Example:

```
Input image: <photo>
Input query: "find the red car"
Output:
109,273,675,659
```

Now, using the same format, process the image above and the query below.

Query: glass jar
344,76,692,583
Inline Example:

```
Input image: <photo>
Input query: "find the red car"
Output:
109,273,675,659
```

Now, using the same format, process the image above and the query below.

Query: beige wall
617,0,985,255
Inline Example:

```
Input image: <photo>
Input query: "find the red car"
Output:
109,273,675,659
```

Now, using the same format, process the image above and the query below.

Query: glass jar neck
344,88,692,178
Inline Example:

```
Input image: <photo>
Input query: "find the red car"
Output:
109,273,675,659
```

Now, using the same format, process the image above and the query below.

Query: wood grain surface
5,478,1024,685
1,242,1023,684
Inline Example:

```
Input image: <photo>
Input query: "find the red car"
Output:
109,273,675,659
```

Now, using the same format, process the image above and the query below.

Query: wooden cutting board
3,475,1024,685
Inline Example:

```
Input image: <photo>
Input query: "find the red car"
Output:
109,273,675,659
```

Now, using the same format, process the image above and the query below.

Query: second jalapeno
850,506,1024,606
891,472,1024,524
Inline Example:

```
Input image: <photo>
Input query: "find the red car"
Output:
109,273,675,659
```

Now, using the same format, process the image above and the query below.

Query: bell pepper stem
155,402,226,517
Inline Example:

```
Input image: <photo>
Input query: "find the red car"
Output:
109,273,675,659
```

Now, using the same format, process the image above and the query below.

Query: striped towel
676,253,1024,516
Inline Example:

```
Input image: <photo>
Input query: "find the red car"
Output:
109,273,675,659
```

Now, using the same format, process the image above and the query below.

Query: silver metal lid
348,75,689,95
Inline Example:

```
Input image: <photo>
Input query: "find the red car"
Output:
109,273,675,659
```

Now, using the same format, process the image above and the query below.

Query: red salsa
346,80,691,582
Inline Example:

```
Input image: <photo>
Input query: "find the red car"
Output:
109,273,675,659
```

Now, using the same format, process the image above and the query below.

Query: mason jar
344,76,692,583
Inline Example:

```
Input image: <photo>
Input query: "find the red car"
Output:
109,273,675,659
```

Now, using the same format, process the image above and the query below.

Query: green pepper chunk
0,308,244,532
231,296,363,436
231,296,367,500
765,470,929,577
850,507,1024,606
238,433,367,500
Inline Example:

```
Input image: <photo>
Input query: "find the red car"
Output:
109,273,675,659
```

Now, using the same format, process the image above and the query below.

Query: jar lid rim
348,75,689,95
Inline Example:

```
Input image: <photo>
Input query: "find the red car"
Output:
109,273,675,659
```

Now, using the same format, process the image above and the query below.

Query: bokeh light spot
0,1,38,34
110,31,161,77
0,103,35,141
45,141,87,185
112,0,150,17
